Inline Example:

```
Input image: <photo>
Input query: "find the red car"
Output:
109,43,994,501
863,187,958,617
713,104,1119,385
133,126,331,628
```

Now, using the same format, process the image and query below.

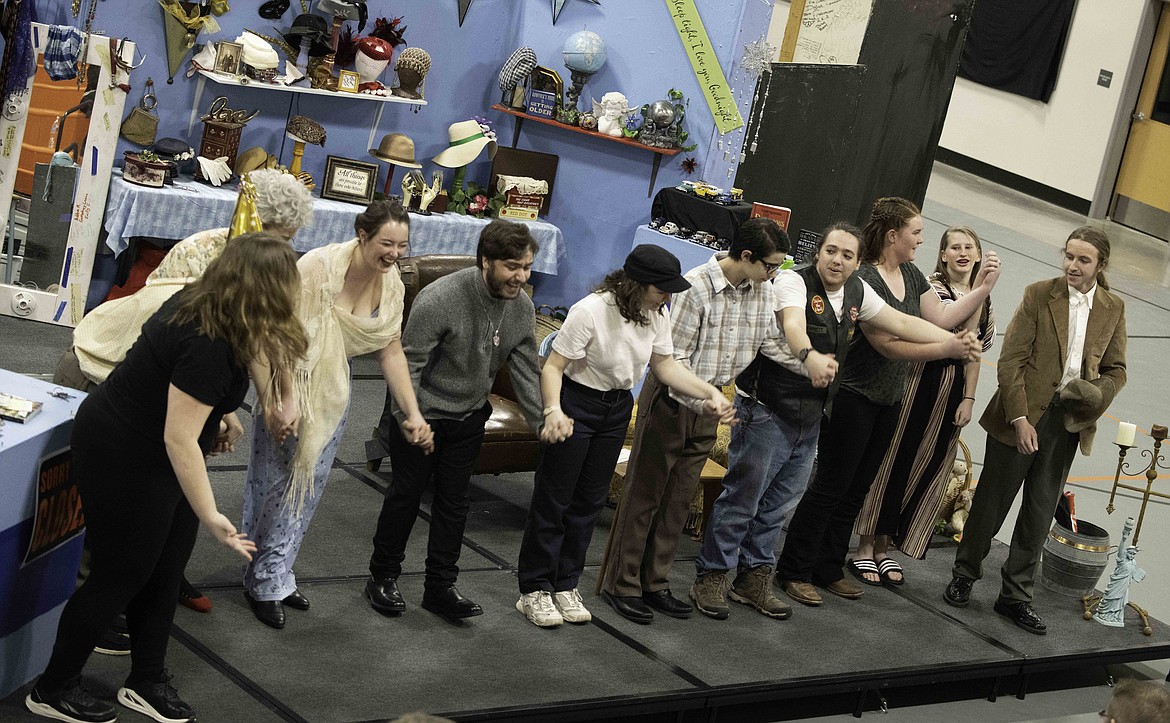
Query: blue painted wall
38,0,767,307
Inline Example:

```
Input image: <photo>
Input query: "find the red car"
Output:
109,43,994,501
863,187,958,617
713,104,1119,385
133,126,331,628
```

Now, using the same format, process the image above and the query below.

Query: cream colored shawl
288,239,404,513
74,228,229,383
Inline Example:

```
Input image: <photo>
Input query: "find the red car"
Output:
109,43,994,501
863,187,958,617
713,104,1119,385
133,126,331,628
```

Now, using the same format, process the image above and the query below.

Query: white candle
1116,422,1137,447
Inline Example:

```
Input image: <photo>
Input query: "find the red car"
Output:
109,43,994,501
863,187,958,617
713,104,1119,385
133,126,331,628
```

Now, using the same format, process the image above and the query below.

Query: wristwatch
798,347,813,362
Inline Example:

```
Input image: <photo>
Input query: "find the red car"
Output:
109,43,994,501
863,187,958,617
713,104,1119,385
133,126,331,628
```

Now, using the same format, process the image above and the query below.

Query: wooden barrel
1040,520,1110,597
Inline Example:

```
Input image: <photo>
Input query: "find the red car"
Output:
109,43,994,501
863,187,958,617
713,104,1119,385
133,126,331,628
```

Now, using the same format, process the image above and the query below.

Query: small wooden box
194,119,244,181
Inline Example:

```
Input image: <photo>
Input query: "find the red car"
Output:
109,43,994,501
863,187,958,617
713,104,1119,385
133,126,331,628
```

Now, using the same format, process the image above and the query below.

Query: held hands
1013,417,1039,455
540,409,575,444
264,399,300,445
947,330,982,363
703,392,736,425
210,413,245,456
806,351,838,389
205,511,257,561
974,251,1001,290
401,415,435,455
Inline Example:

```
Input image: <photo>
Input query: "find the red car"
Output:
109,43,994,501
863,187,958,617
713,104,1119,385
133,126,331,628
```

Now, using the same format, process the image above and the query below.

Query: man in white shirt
945,226,1127,635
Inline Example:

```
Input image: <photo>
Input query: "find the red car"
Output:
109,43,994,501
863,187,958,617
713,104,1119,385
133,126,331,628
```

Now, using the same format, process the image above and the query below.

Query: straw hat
431,120,497,169
369,133,422,168
235,146,279,175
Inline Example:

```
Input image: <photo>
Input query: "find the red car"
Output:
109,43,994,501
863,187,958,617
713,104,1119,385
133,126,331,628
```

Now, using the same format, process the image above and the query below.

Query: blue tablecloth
631,224,718,273
103,173,566,275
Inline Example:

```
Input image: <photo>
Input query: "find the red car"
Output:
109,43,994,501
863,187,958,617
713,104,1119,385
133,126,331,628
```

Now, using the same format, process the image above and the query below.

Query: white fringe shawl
286,239,403,514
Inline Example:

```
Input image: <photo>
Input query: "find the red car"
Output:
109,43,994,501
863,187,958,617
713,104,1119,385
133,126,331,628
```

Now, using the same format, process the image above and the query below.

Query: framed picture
337,69,360,93
321,156,379,204
215,41,243,76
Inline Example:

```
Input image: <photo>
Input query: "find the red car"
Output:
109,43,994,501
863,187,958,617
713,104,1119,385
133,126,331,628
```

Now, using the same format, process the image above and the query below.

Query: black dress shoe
643,589,692,618
944,576,974,608
364,576,406,616
283,589,310,611
421,585,483,620
601,590,653,624
994,598,1047,635
244,591,285,629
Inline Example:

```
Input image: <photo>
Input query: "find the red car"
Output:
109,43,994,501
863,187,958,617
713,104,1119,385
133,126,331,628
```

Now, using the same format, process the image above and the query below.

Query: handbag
120,78,158,146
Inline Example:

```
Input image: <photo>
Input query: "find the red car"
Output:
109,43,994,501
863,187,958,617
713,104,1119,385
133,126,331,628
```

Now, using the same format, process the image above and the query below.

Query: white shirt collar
1068,284,1096,309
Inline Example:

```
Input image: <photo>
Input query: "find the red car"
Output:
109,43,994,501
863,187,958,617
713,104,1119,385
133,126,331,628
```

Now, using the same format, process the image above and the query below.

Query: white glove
197,155,233,186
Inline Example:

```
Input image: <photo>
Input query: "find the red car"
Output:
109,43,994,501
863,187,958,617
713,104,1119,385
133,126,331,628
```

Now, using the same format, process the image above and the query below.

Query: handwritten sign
663,0,744,135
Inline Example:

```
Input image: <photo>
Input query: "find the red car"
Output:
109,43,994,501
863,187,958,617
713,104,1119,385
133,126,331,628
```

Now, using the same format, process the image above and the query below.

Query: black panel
840,0,975,222
733,64,866,241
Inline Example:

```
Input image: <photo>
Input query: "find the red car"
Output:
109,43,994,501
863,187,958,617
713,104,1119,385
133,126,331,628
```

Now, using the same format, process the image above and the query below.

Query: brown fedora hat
369,133,422,168
1059,378,1107,433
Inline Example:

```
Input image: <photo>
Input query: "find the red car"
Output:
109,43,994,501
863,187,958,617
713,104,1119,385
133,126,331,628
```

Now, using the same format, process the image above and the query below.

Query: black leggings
38,422,198,692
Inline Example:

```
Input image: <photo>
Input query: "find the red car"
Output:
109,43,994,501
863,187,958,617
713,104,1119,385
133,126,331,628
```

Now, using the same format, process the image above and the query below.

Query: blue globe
562,30,607,74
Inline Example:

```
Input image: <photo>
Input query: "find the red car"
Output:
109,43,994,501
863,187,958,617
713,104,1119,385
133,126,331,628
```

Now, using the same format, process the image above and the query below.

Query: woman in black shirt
25,233,308,723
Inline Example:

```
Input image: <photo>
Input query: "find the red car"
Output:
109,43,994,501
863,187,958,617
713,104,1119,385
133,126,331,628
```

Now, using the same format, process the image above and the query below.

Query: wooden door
1113,3,1170,242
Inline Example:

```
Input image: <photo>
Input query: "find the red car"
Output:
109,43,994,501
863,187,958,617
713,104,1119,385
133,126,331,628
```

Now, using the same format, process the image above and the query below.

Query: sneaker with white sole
553,589,592,623
516,591,564,627
25,676,117,723
116,670,193,723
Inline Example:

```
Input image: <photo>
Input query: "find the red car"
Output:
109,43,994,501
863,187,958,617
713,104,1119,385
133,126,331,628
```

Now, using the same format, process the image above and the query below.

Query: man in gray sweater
365,220,556,622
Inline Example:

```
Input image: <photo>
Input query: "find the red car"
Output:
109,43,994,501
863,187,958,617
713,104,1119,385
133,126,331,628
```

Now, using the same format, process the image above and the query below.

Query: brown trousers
600,372,718,597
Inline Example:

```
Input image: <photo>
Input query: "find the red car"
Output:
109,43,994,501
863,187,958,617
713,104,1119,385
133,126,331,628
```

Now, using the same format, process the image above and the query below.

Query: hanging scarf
0,0,36,103
287,239,403,513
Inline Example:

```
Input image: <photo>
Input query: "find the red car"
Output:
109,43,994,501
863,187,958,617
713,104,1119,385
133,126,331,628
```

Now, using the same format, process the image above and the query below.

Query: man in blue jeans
689,223,883,618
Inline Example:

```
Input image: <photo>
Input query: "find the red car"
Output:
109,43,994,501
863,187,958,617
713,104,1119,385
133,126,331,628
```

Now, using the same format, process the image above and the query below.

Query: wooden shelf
491,104,680,197
491,104,679,156
198,70,427,106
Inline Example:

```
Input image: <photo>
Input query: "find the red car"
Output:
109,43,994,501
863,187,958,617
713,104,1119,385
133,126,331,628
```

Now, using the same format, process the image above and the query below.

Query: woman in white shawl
242,200,433,629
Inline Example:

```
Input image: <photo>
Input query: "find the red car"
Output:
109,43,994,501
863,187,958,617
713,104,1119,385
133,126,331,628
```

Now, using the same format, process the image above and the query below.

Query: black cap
624,244,691,293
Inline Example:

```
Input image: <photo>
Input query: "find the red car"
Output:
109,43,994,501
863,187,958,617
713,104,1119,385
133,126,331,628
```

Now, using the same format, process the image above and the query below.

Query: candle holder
1105,424,1168,546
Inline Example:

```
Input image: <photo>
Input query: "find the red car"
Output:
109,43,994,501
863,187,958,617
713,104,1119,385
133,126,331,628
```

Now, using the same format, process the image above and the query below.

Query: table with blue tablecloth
631,224,719,272
103,173,566,275
0,370,87,698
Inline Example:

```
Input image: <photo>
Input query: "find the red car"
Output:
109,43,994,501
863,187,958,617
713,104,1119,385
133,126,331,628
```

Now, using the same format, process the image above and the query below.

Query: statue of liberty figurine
1093,517,1146,628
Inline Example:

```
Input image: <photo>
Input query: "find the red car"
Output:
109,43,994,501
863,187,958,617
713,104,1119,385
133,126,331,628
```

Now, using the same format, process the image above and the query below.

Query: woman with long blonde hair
26,234,307,723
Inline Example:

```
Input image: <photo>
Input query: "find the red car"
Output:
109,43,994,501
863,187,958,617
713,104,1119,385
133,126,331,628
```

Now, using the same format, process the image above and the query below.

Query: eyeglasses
757,258,782,273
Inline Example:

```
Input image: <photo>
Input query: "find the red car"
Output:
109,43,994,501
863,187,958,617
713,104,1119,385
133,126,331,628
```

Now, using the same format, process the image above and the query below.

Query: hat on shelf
624,244,691,293
236,33,280,70
283,13,332,57
431,119,497,169
369,133,421,168
286,115,326,145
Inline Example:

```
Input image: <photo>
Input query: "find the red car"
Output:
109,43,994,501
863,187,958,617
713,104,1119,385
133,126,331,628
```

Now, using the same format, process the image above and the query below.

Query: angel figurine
592,91,631,137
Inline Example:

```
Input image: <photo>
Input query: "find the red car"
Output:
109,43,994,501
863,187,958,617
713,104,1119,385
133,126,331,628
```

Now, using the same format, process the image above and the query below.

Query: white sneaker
516,591,563,627
553,589,592,623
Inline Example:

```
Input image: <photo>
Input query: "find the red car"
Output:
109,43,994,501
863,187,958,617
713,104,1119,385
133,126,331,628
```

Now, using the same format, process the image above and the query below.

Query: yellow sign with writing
663,0,744,135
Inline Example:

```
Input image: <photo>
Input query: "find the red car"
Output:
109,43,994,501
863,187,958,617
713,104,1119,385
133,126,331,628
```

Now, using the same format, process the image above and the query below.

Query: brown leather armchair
364,254,542,475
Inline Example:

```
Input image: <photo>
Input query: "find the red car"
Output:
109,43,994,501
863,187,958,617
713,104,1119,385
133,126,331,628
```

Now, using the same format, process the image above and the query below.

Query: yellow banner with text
663,0,744,135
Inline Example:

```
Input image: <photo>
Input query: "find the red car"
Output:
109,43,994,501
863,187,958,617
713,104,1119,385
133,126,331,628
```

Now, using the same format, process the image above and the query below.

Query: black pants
776,388,901,585
517,378,633,594
368,403,492,591
39,405,198,692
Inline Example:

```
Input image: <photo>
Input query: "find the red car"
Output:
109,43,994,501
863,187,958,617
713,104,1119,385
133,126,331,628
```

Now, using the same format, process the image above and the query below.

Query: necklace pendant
493,331,501,347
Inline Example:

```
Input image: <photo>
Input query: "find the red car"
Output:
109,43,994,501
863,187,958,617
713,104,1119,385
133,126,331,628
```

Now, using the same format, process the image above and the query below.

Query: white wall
939,1,1151,202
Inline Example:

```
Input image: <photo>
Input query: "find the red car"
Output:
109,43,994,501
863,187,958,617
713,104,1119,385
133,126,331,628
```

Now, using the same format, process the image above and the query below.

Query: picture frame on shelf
321,156,379,204
337,69,360,93
215,41,243,76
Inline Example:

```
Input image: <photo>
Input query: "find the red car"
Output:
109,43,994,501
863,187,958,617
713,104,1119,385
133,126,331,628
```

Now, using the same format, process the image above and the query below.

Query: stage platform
3,427,1168,723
